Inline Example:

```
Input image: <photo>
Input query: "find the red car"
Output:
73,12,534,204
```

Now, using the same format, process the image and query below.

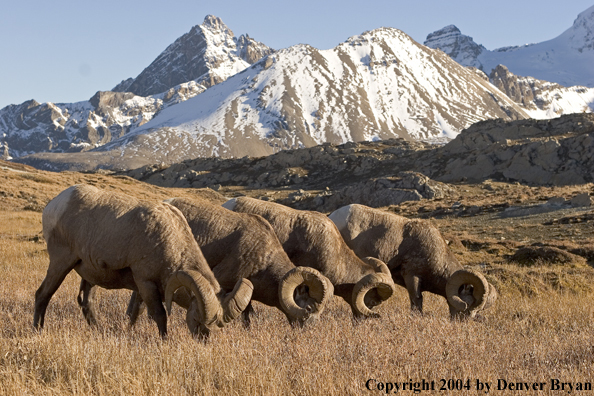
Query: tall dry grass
1,211,593,395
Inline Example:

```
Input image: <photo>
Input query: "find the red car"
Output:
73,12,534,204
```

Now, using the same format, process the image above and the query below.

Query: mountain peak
426,5,594,88
425,25,461,42
111,15,272,97
424,25,485,69
202,15,232,35
574,5,594,27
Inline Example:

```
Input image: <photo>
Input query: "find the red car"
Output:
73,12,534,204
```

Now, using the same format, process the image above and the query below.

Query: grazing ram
223,197,395,318
127,197,333,326
329,204,498,318
35,184,253,337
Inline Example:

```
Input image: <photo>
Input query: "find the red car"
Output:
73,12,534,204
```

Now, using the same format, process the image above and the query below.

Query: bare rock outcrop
489,65,538,109
433,113,594,185
128,139,432,190
488,65,594,117
285,172,452,212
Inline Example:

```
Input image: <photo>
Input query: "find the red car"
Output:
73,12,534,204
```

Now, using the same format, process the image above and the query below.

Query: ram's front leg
34,246,79,330
136,280,168,337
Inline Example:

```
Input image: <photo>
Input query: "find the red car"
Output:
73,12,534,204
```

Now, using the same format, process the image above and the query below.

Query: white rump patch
222,198,237,211
328,204,354,232
42,185,76,239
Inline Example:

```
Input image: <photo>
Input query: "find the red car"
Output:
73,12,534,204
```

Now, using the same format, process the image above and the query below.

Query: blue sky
1,0,592,109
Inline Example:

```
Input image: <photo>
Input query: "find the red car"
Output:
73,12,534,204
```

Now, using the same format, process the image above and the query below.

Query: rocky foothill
121,113,594,213
124,138,444,211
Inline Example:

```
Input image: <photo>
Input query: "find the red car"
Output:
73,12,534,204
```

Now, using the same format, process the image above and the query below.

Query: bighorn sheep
127,197,333,326
35,184,253,337
223,197,395,318
329,204,498,318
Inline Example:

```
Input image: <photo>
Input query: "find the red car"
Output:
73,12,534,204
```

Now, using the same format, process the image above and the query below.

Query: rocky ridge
126,138,448,211
432,113,594,185
488,65,594,118
423,25,485,69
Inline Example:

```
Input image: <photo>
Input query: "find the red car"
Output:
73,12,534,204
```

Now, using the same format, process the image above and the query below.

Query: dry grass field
1,161,594,395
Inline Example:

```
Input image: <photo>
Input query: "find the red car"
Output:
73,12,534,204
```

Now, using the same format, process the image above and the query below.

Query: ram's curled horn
362,257,392,276
352,272,395,318
165,270,221,328
221,278,254,323
279,267,333,320
445,269,489,313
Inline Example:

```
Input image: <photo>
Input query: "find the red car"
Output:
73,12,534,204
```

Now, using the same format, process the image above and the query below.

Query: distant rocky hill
431,113,594,186
117,113,594,212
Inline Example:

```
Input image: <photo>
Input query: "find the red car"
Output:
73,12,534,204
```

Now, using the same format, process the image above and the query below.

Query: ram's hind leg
34,246,80,330
77,279,98,326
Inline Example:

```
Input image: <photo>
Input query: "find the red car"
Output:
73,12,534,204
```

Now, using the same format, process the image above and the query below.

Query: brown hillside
0,159,226,213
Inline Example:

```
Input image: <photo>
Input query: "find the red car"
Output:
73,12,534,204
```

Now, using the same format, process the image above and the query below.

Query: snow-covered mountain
425,5,594,88
73,27,529,166
6,10,594,170
0,84,206,159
